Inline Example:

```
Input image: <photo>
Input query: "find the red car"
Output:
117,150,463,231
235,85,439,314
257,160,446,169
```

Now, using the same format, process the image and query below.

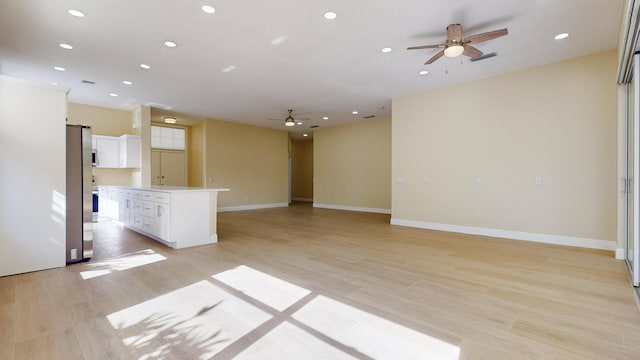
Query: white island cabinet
99,186,229,249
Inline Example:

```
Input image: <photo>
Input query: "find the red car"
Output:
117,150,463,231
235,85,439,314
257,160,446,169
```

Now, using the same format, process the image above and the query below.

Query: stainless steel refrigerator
66,124,93,264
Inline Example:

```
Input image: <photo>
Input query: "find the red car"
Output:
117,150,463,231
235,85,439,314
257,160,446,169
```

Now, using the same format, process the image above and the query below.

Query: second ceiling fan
408,23,508,64
269,109,309,127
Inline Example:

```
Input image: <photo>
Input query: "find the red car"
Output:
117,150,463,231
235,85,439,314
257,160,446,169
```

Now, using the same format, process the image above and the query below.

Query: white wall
0,75,68,276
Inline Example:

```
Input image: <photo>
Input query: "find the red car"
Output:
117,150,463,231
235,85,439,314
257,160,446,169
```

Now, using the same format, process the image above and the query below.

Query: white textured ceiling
0,0,624,139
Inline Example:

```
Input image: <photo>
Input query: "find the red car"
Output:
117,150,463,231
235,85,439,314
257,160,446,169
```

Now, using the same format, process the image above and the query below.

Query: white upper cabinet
119,135,141,168
93,135,119,168
93,134,141,169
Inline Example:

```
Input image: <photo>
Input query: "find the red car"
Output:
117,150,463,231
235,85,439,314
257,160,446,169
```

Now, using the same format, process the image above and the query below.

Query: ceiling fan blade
470,52,497,62
462,45,483,59
407,44,445,50
447,24,463,43
464,28,508,44
425,50,445,65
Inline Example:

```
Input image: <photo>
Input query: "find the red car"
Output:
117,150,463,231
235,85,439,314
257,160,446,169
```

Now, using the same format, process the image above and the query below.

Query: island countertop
97,185,229,249
101,185,230,193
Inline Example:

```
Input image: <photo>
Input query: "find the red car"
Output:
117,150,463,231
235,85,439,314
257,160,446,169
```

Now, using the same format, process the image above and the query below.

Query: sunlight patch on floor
106,265,459,359
212,265,311,311
233,321,358,360
293,295,460,360
80,249,166,280
107,280,272,359
214,265,460,360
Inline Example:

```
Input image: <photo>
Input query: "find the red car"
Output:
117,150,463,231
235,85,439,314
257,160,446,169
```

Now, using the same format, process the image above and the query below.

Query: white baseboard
218,203,288,212
313,203,391,214
390,218,616,252
616,248,626,260
292,197,313,202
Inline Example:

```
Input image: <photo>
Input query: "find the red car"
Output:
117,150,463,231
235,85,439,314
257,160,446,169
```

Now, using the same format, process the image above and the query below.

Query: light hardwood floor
1,202,639,359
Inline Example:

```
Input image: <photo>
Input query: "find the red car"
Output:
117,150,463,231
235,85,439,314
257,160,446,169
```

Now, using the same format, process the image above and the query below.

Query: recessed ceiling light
221,65,236,73
59,43,73,50
323,116,329,120
201,5,216,14
50,82,59,86
303,133,309,137
140,64,151,69
419,70,429,75
271,36,287,46
164,41,177,48
296,121,303,125
554,33,569,40
381,47,392,53
54,66,65,71
324,11,337,20
352,111,359,115
68,9,85,17
122,80,133,85
109,93,118,97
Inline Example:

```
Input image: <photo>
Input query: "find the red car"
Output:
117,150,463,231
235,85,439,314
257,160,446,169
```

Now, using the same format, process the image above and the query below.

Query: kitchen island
98,186,229,249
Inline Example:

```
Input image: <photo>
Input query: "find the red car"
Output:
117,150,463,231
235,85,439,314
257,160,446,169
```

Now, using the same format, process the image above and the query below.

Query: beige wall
67,102,138,186
135,105,151,187
189,121,205,187
392,50,617,244
291,139,314,200
0,76,67,276
314,117,391,211
67,102,136,136
204,119,289,208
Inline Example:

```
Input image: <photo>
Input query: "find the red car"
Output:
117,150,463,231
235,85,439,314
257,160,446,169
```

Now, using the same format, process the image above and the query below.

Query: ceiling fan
268,109,309,127
407,24,508,64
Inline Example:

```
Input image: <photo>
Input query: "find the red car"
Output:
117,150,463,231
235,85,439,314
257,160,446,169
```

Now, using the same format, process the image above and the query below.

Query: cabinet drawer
141,191,154,201
132,200,143,214
154,192,171,204
131,190,143,200
132,215,144,229
141,217,155,232
142,201,155,217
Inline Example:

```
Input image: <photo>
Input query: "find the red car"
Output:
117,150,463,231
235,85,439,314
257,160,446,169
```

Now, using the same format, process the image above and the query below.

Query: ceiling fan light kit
270,109,310,127
408,23,508,64
444,44,464,57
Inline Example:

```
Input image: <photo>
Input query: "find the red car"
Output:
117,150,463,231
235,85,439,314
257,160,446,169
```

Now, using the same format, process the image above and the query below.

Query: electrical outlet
71,248,77,260
209,177,213,183
535,176,543,185
245,196,250,203
475,176,481,184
